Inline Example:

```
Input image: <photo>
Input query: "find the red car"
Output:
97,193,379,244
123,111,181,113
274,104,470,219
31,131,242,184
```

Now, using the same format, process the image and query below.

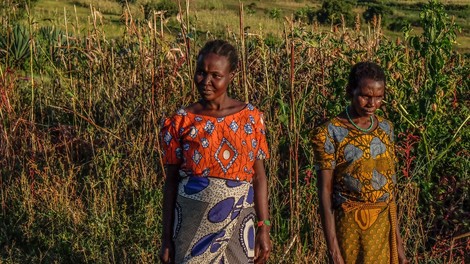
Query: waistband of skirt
341,200,392,213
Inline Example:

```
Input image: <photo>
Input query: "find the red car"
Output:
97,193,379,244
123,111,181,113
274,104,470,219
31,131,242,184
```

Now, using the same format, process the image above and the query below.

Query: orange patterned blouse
161,103,269,182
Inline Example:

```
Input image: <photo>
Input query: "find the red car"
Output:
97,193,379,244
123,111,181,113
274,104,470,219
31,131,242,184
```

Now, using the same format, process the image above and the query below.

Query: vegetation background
1,0,469,263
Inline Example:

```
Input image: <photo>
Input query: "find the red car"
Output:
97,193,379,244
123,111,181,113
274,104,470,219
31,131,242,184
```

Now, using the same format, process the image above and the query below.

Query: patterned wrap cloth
313,116,399,264
161,103,269,263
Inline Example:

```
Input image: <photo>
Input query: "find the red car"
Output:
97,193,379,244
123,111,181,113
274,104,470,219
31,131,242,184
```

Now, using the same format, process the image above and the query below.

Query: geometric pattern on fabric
215,138,239,173
173,176,255,264
312,116,397,207
161,103,269,182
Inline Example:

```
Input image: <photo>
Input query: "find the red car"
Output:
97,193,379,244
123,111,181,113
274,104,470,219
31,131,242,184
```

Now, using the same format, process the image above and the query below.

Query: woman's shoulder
313,116,351,144
376,115,393,125
376,116,395,139
168,107,189,119
245,102,262,114
183,102,201,114
244,103,269,126
161,107,188,126
376,116,395,130
315,116,344,130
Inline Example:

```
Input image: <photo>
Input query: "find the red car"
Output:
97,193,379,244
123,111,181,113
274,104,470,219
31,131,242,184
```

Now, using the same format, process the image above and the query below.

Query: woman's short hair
346,61,386,98
197,39,239,72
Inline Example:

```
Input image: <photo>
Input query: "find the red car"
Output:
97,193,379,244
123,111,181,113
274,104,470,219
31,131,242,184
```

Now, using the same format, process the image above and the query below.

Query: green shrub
267,7,282,19
392,0,469,249
144,0,178,20
264,32,282,49
294,6,316,24
316,0,355,26
0,24,30,69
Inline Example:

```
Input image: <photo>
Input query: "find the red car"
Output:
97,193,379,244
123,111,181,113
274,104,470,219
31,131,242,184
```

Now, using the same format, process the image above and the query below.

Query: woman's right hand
159,240,175,264
318,169,345,264
329,252,345,264
160,165,179,264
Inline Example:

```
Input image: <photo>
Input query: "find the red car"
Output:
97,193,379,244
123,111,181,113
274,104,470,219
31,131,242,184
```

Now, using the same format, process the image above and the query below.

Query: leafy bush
389,0,469,250
144,0,178,20
263,33,282,49
316,0,355,26
267,7,282,19
294,6,316,24
0,24,30,69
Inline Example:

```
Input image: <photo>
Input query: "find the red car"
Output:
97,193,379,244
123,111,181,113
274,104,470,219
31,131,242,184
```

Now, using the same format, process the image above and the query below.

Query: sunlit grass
1,0,468,263
25,0,470,52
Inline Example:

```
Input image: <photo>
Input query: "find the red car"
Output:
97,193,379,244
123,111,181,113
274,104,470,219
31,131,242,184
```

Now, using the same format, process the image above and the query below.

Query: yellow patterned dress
313,116,399,264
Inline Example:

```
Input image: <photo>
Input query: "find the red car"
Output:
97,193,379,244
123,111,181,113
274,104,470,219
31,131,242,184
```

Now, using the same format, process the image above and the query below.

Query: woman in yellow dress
313,62,409,264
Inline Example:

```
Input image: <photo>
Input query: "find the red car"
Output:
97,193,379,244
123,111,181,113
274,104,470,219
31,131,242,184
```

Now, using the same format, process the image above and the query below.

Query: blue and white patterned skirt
173,175,256,263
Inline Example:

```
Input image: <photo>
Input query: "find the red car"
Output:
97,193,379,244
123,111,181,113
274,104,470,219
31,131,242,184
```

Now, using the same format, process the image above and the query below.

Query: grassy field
25,0,470,53
1,0,469,263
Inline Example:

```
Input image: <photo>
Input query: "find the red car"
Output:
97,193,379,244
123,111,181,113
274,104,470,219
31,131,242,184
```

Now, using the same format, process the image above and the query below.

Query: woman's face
194,52,234,102
351,78,385,117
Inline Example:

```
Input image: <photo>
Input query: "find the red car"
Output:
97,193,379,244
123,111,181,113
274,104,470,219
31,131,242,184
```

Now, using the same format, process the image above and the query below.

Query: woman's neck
200,98,228,111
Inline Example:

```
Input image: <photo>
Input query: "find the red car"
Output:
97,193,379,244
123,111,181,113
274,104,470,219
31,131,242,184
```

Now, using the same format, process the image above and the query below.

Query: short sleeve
255,112,270,160
378,118,397,162
312,124,336,170
389,121,397,163
160,116,183,165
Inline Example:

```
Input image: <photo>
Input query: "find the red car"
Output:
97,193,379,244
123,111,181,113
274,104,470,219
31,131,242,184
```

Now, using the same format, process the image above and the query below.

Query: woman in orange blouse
159,40,271,264
313,62,408,264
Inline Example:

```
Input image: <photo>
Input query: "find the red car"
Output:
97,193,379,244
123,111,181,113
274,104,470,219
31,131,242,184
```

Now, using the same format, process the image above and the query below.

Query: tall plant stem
64,6,76,126
178,0,194,97
151,10,166,181
186,0,193,96
261,42,270,96
289,37,300,239
239,2,248,103
26,2,36,152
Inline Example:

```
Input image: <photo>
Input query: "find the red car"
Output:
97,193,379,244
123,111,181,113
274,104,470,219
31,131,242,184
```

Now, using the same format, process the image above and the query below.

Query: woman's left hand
254,227,271,264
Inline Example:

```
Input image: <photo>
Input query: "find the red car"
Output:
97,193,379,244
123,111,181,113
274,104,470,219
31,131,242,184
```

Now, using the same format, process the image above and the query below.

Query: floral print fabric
161,103,269,182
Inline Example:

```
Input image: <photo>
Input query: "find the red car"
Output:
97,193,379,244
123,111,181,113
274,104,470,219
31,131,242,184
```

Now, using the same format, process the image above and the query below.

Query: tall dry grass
0,2,468,263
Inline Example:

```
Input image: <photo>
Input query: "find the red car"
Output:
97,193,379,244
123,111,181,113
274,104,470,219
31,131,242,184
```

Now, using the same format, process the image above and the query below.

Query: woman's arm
396,224,409,264
317,169,345,264
393,198,409,264
253,159,271,264
159,165,180,264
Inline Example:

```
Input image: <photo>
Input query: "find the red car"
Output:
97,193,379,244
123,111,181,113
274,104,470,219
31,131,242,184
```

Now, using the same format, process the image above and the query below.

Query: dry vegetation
0,0,469,263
